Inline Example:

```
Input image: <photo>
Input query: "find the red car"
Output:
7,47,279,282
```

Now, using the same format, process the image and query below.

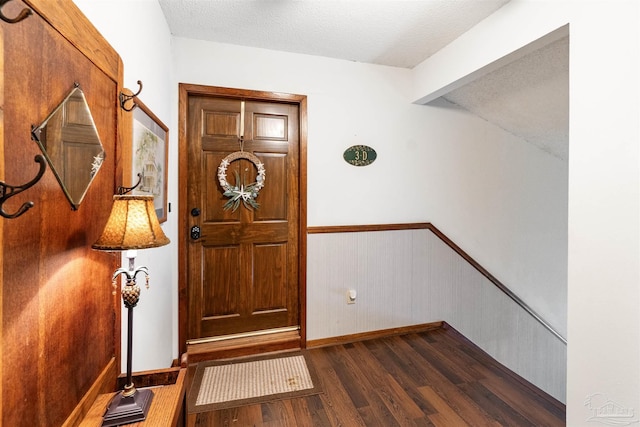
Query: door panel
187,95,299,339
202,245,240,317
253,243,288,311
254,153,287,220
254,113,288,141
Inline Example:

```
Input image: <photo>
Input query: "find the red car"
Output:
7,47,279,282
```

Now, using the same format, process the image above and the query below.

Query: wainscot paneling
307,225,566,402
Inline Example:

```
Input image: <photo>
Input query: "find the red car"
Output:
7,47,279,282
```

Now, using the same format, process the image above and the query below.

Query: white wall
412,1,639,425
174,34,568,398
568,3,640,425
170,40,567,325
73,0,178,371
420,98,568,338
171,38,430,226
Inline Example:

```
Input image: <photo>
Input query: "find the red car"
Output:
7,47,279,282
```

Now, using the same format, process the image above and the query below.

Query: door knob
191,208,201,217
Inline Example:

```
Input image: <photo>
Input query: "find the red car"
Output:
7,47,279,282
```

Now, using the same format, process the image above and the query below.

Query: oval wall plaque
343,145,377,166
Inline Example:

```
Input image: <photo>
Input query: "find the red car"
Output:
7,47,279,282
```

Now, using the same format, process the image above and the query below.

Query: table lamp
92,194,170,426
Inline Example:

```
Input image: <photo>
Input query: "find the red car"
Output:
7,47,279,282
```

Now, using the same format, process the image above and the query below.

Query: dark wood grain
2,1,124,426
186,96,299,338
187,325,565,426
178,85,308,360
307,223,431,234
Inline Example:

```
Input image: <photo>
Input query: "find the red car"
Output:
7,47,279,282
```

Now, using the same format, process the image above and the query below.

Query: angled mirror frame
32,84,105,210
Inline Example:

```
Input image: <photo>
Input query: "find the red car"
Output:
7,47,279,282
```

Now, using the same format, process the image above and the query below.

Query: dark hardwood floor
187,325,566,426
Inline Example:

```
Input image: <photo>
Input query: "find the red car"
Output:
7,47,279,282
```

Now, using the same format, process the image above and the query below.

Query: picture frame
130,98,169,223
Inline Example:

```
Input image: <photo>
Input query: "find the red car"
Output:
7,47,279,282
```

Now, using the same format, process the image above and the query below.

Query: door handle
190,225,201,240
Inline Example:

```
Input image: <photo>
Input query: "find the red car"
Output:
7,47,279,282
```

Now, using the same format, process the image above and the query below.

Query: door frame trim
177,83,308,357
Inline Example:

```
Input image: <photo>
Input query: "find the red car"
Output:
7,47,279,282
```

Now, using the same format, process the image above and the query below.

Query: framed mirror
32,84,105,210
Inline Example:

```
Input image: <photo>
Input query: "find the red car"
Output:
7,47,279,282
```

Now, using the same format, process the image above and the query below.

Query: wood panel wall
1,1,124,425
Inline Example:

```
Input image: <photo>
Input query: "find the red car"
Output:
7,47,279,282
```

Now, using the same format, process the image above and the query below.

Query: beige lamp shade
92,195,170,250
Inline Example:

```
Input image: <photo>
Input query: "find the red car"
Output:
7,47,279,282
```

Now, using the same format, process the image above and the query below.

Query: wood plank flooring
187,325,565,426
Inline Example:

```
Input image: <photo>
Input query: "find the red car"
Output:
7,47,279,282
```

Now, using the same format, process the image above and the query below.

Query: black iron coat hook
117,173,143,195
0,0,32,23
0,154,46,219
119,80,143,112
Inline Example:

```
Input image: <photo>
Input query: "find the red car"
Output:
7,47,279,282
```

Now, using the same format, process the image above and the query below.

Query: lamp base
101,388,154,427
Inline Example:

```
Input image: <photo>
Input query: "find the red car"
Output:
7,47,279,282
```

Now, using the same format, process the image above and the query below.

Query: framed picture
131,99,169,223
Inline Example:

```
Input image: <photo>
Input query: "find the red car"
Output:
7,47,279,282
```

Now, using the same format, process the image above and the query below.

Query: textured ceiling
158,0,510,68
159,0,568,160
443,35,569,160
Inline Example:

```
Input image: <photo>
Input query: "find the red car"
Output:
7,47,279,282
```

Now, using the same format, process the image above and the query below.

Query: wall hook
0,0,32,23
119,80,143,112
117,173,143,195
0,154,46,219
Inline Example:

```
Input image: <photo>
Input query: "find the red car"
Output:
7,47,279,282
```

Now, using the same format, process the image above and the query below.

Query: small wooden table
80,368,186,427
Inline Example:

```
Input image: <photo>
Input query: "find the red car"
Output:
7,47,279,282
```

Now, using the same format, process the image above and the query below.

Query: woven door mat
187,351,322,413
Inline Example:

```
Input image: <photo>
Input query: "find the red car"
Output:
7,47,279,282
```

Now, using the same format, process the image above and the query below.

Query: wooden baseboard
306,322,443,349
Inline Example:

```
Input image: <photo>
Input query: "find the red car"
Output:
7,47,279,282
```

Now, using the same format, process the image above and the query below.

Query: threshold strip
187,326,300,346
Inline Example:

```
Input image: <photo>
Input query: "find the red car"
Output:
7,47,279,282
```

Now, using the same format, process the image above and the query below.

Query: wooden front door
181,86,305,348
